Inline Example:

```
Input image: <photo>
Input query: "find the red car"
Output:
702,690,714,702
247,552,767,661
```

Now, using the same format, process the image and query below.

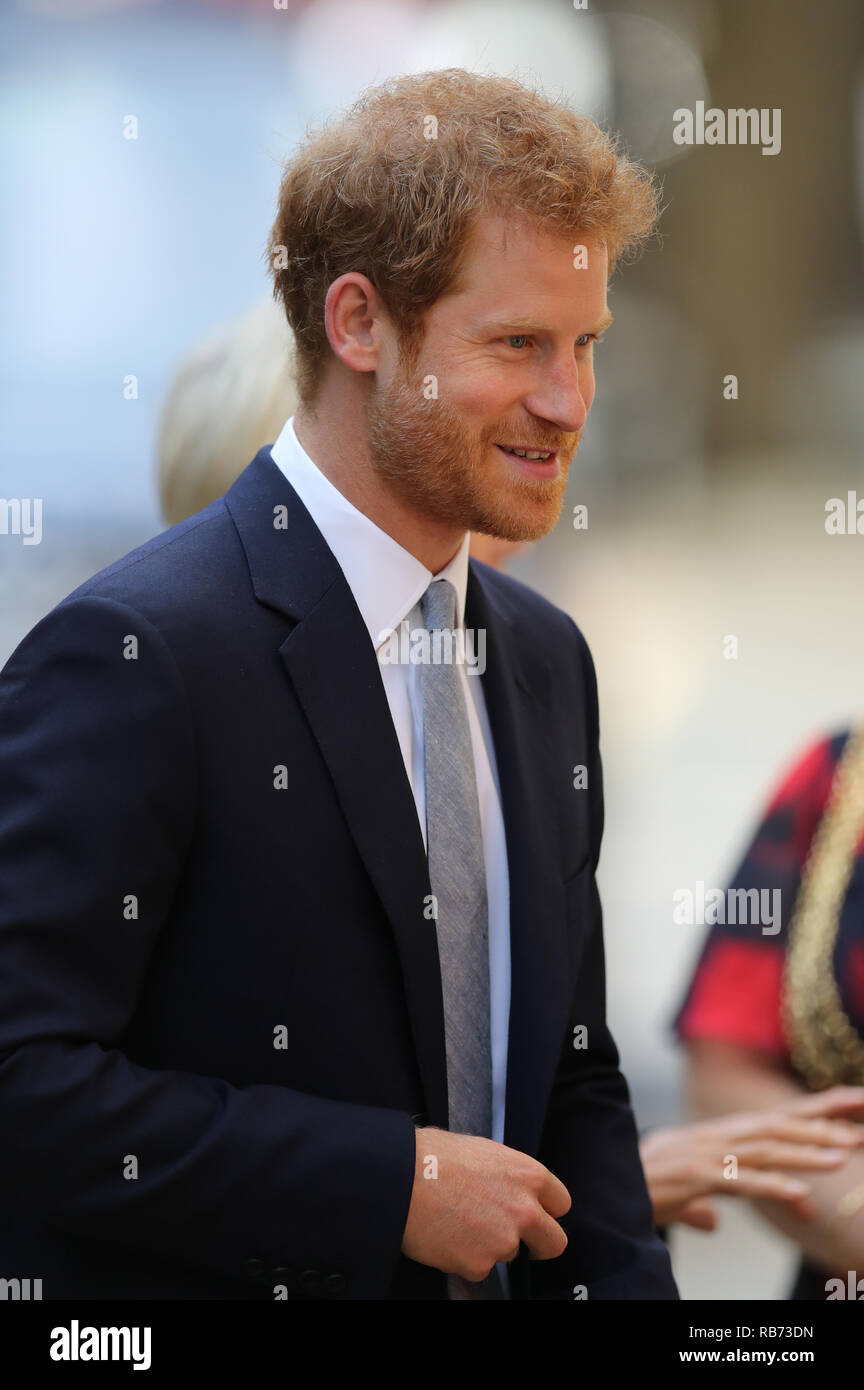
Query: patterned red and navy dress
671,729,864,1300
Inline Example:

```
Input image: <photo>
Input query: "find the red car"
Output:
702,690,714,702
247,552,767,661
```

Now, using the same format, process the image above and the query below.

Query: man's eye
503,332,605,350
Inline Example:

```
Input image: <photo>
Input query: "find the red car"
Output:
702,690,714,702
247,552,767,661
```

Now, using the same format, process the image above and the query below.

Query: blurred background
2,0,864,1299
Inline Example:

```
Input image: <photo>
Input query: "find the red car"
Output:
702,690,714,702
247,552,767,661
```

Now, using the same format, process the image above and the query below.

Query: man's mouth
494,443,560,476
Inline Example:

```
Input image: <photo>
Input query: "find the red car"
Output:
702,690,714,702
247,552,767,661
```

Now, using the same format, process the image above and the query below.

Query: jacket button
243,1258,266,1282
298,1268,322,1292
325,1273,346,1294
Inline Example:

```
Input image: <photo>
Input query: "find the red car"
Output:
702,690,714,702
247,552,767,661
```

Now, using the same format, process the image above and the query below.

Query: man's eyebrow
475,310,614,335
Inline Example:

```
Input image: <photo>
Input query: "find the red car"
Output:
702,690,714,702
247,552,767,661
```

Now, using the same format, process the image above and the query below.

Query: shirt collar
268,415,470,650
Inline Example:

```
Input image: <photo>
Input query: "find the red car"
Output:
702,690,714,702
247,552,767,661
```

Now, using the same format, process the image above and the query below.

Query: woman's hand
641,1086,864,1230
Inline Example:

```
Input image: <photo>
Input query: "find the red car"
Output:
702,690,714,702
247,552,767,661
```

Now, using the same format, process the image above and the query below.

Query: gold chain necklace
782,726,864,1090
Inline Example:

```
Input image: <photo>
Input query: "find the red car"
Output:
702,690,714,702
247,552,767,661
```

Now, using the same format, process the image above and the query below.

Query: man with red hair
0,69,676,1300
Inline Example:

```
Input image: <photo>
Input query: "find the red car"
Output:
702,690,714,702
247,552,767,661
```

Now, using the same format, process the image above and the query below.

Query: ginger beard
364,352,578,543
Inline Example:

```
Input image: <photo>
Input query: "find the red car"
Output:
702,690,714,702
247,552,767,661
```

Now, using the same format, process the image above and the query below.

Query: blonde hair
157,298,296,524
266,67,660,409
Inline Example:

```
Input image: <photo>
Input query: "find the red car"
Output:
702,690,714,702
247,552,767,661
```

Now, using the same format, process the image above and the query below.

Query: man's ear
324,272,387,377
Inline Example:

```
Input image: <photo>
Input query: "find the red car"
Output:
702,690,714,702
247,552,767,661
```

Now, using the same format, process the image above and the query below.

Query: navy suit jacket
0,446,678,1300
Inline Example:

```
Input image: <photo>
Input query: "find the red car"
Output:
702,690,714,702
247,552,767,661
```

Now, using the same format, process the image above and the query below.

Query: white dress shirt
269,417,511,1153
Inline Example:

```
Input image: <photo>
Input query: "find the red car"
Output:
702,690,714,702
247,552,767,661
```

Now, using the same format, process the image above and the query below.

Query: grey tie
418,579,502,1301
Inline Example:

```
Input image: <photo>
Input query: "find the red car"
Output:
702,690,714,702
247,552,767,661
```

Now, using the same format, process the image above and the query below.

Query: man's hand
400,1126,571,1282
640,1086,864,1230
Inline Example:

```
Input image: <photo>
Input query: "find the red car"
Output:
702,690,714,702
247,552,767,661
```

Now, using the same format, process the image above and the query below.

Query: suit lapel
465,566,572,1157
279,581,454,1130
225,448,449,1129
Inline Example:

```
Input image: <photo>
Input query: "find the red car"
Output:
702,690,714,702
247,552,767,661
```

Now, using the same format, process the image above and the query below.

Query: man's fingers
537,1169,572,1220
522,1207,569,1261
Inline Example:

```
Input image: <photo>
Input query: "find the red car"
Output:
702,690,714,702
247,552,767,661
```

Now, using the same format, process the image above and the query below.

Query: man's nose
521,364,590,435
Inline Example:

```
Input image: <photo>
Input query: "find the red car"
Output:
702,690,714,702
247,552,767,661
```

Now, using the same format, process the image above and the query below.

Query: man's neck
292,401,465,574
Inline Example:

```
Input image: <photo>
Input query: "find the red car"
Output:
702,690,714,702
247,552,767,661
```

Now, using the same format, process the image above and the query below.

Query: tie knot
419,578,457,633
